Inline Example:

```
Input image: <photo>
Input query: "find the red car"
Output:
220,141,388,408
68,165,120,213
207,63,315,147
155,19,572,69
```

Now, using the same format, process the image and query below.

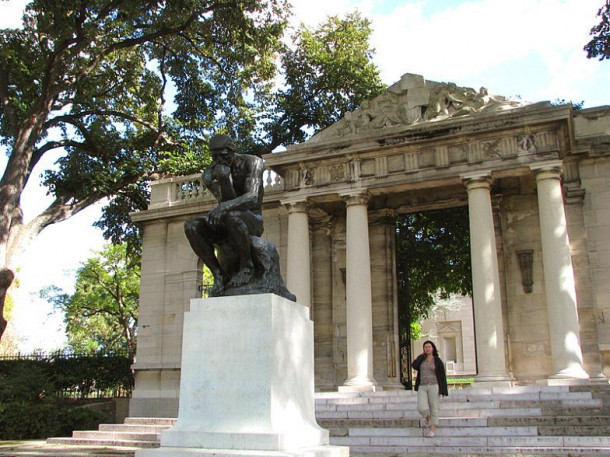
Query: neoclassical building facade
128,73,610,417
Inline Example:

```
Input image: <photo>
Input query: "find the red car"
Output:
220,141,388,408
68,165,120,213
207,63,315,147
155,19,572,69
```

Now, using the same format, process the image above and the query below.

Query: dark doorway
395,206,472,389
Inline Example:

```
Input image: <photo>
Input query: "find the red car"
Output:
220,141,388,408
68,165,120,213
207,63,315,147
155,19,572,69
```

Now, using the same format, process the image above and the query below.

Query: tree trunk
0,269,15,339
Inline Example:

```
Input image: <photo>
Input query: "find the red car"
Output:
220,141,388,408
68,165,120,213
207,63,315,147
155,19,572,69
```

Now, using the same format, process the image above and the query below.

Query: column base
339,376,380,392
550,366,590,381
547,367,591,386
472,373,513,387
588,374,610,385
338,384,381,393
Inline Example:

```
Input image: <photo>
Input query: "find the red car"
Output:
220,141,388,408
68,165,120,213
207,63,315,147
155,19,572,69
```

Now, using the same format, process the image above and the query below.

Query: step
99,423,173,433
316,406,544,419
44,385,610,455
124,417,176,426
489,415,610,427
347,445,610,455
540,425,610,436
47,437,159,448
333,434,610,449
347,425,540,437
72,430,159,441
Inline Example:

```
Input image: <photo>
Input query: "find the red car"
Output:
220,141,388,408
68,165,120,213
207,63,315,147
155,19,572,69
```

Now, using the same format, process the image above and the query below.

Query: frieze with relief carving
281,128,561,191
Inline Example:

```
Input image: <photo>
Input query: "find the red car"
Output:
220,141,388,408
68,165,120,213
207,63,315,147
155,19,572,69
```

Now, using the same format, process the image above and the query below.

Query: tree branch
45,110,166,138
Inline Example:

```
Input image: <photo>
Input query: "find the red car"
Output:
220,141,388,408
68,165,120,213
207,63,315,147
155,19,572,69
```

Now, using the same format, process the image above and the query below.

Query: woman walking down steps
412,340,449,438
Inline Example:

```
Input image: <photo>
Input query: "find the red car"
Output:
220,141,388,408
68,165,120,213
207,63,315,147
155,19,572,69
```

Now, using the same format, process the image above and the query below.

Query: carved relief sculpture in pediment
313,73,526,141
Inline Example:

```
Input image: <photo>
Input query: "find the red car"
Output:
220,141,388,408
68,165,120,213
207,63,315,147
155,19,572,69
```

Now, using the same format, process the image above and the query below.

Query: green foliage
585,1,610,60
50,353,134,396
255,11,385,155
40,244,140,357
0,352,130,439
0,360,54,402
410,321,422,342
0,0,290,281
552,99,584,110
0,1,383,283
0,353,133,401
201,264,214,298
0,401,107,439
396,206,472,331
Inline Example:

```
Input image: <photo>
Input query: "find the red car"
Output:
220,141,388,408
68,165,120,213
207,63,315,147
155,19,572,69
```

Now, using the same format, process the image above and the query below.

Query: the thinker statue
184,134,295,301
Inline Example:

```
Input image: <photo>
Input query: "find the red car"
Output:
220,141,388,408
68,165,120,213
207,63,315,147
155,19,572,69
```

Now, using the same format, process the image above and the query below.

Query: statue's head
209,134,236,152
209,134,236,166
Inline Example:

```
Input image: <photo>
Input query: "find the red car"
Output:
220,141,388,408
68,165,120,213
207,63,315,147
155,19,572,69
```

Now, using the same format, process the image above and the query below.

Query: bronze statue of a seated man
184,134,295,301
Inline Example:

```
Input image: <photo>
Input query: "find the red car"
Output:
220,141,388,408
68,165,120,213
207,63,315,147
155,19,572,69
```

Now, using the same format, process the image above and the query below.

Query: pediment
309,73,528,143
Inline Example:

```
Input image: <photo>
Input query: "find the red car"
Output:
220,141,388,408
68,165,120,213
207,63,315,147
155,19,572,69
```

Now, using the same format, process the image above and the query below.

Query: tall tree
250,11,385,155
584,1,610,60
0,1,384,341
0,0,289,339
41,244,139,357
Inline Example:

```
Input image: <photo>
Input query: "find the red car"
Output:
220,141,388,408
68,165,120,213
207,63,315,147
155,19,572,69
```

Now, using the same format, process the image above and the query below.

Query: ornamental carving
329,164,346,182
312,73,526,141
518,134,537,153
483,139,502,159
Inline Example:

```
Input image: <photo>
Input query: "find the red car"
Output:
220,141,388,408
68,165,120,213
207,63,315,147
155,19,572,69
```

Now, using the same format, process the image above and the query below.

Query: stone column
461,172,511,384
340,191,378,390
531,161,589,380
283,200,311,308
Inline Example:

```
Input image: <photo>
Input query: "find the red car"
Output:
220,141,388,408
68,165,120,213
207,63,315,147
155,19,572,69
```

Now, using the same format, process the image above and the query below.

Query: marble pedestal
136,294,348,457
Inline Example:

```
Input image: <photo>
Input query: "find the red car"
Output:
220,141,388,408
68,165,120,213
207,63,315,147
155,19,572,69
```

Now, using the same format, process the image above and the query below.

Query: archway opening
395,205,472,389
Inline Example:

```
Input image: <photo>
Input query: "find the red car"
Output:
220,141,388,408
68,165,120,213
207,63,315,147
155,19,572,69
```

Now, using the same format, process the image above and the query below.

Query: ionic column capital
341,190,370,207
281,198,309,214
460,171,493,191
530,160,563,182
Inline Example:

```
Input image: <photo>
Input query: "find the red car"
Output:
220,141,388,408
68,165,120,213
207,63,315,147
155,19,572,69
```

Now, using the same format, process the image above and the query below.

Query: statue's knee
184,219,198,238
225,213,246,229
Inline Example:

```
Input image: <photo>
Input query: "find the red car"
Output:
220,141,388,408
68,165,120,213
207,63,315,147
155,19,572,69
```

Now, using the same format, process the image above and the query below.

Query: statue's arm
217,156,264,213
202,165,222,202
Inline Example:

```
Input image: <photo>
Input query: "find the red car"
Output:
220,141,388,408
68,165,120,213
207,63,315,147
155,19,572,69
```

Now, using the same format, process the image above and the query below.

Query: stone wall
580,157,610,377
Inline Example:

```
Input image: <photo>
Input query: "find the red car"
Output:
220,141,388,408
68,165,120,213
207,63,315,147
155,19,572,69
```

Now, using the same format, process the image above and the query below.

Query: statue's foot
228,267,253,288
208,276,226,296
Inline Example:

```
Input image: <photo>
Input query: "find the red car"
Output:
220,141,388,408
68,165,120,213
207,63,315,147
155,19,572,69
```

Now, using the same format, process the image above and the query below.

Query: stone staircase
47,385,610,455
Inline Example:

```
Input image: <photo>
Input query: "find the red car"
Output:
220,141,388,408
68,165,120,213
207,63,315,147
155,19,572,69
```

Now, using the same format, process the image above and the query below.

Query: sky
0,0,608,352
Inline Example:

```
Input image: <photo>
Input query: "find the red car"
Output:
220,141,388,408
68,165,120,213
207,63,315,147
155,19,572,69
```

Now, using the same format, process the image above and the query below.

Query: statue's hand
214,164,231,180
208,202,227,226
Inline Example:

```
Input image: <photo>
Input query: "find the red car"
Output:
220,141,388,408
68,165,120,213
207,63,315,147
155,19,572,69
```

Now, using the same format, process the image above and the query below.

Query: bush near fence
0,350,133,439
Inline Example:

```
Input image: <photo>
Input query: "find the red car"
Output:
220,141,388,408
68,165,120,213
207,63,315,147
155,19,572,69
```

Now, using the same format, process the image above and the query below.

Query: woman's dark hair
423,340,439,357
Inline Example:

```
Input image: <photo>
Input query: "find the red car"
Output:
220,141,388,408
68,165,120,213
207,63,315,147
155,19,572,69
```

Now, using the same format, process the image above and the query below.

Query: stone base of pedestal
136,294,348,457
137,445,349,457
